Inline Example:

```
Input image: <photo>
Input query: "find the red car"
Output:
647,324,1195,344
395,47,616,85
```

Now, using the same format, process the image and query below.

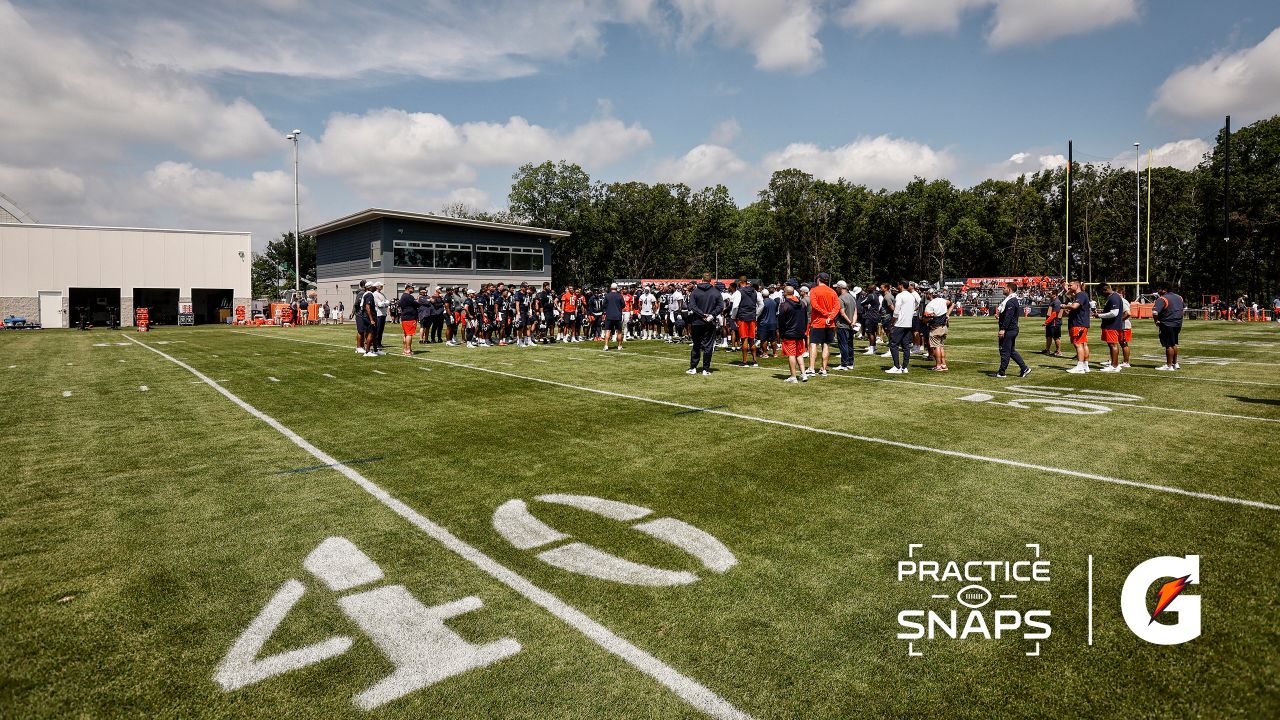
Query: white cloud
655,144,751,189
0,1,279,164
1108,139,1209,172
840,0,988,35
762,135,956,188
839,0,1138,48
0,164,86,209
144,162,295,225
312,108,652,194
987,0,1139,49
1150,26,1280,124
708,118,742,145
989,150,1065,179
671,0,825,72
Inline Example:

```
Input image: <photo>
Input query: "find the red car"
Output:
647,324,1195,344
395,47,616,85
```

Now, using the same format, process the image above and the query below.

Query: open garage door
68,288,121,328
192,288,233,325
133,288,179,326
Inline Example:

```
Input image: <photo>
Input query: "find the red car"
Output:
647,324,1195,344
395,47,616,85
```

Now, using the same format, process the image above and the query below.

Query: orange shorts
1123,329,1132,343
1070,327,1088,344
781,338,807,357
1101,329,1121,344
401,320,417,336
736,320,757,338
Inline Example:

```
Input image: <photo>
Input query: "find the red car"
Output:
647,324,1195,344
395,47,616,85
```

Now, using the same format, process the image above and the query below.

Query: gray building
308,208,569,310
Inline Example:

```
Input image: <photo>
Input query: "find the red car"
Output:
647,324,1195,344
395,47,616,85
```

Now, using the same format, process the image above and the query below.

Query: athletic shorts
756,325,777,341
781,338,807,357
561,312,577,327
453,312,465,324
355,316,369,333
605,318,623,332
928,325,947,348
809,326,834,345
401,320,417,336
1045,323,1061,339
1123,329,1132,343
1070,327,1088,344
863,320,879,336
1101,329,1121,344
640,314,654,322
736,320,757,339
1158,325,1181,348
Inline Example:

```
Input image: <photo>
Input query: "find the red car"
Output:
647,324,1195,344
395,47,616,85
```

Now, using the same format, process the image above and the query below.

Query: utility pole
286,129,303,292
1135,142,1141,290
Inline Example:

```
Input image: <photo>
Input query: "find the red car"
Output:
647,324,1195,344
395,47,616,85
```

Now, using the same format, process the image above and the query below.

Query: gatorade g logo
1120,555,1201,645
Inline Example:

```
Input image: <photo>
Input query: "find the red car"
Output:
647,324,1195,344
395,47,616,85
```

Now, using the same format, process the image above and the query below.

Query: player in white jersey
638,287,657,339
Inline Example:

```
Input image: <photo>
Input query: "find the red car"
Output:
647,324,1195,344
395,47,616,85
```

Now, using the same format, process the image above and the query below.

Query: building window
511,246,544,272
434,243,472,269
370,241,381,268
476,245,510,271
474,244,544,272
392,240,472,269
393,239,433,268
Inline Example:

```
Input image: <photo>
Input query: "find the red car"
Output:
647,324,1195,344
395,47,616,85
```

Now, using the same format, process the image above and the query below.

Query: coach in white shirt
887,280,916,374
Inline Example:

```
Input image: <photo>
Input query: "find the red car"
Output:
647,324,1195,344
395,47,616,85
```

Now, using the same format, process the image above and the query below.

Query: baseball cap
785,278,800,288
816,272,831,282
610,282,618,289
835,280,848,289
853,286,863,294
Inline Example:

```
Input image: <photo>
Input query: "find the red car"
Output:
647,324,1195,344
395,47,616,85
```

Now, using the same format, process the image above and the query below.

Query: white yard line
537,343,1280,424
235,332,1280,513
124,334,750,720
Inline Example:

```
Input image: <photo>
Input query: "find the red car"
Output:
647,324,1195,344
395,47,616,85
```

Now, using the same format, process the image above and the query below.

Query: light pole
1134,142,1141,291
286,129,302,293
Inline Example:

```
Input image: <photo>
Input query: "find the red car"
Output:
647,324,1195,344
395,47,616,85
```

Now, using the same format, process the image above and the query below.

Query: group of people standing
346,274,1189,381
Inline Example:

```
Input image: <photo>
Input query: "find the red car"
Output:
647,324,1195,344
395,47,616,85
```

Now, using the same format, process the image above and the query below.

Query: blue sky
2,0,1279,249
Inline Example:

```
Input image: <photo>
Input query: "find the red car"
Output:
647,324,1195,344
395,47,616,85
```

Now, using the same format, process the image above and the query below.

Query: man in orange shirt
560,286,579,342
807,272,840,377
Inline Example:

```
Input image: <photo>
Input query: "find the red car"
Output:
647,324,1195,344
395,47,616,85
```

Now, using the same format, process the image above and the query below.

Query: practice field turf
3,318,1278,719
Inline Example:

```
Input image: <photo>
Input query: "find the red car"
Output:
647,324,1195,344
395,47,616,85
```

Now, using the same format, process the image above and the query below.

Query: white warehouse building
0,222,251,328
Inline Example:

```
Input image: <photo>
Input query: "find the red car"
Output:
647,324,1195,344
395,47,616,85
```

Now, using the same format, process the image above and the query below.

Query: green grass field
3,317,1278,719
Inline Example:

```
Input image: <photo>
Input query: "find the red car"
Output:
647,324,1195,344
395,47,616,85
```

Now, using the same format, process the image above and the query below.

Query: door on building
191,288,233,325
38,291,63,328
68,287,121,327
133,288,179,325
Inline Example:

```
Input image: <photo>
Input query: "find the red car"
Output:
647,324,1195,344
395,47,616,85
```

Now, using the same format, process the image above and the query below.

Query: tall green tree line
505,116,1280,302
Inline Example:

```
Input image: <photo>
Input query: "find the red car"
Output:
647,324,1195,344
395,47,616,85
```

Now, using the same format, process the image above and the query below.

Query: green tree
251,232,315,300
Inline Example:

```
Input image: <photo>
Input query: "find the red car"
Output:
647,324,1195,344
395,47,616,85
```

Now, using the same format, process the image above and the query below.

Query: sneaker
1100,365,1120,373
1119,362,1131,368
1066,365,1086,374
901,368,908,374
833,365,848,371
818,369,828,377
885,367,903,374
799,373,808,382
618,346,624,351
1153,364,1173,371
702,370,711,376
686,368,698,375
1174,363,1181,370
363,350,377,358
750,362,760,368
994,373,1007,378
356,348,366,355
1020,367,1032,378
880,351,892,358
863,347,876,355
373,351,386,356
466,341,476,348
1052,351,1064,357
784,376,799,384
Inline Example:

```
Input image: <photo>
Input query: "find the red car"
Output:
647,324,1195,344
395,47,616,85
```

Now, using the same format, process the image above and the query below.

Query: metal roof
304,208,571,239
0,221,250,236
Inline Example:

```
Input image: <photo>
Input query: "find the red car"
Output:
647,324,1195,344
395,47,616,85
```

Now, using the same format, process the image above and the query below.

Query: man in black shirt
995,282,1030,378
1063,280,1092,373
603,282,625,351
398,283,420,356
1152,282,1185,371
686,274,723,375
